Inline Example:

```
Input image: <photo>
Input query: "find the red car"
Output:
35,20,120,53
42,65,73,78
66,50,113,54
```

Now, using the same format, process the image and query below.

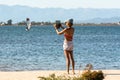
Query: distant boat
0,22,5,26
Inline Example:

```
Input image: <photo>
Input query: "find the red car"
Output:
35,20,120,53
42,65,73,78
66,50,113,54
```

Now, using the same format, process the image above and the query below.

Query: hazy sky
0,0,120,9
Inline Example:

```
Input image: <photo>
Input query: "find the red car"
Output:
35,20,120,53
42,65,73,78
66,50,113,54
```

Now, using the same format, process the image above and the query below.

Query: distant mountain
80,17,120,23
0,5,120,23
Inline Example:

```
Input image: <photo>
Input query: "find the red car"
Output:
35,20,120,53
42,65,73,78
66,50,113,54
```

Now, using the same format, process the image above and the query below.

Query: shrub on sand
38,70,104,80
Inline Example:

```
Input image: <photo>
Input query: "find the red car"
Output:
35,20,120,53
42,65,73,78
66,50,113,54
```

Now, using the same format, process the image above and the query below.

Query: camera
55,20,61,29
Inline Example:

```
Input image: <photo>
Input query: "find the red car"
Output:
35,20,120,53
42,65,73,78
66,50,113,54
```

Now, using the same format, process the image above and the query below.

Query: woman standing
54,19,75,74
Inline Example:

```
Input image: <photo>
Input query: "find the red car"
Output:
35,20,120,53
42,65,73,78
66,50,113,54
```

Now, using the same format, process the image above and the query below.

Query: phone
56,20,61,24
55,20,61,29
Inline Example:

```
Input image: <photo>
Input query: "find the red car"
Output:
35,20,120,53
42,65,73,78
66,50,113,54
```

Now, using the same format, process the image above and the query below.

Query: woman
54,19,75,74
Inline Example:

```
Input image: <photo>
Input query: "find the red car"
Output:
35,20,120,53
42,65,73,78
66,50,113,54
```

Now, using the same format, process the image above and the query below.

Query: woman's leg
69,51,75,74
64,50,70,74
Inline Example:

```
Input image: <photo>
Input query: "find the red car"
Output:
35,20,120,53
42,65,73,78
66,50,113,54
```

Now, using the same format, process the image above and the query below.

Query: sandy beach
0,70,120,80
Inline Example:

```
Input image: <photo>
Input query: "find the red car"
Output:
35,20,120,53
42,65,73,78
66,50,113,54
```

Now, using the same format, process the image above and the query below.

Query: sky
0,0,120,9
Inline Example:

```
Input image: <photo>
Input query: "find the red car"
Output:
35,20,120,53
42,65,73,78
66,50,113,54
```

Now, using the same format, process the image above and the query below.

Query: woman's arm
55,28,67,35
54,24,66,35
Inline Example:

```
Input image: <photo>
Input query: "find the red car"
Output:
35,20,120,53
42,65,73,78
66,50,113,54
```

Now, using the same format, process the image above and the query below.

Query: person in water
26,18,31,31
54,19,75,74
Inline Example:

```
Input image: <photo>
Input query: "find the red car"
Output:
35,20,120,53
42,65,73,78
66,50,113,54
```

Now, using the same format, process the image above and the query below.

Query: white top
26,21,31,30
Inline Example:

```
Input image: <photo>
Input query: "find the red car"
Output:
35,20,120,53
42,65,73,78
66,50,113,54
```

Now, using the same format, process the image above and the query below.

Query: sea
0,25,120,71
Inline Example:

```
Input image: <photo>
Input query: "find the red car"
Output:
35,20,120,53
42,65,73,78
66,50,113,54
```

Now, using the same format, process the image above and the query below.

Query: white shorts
63,41,73,51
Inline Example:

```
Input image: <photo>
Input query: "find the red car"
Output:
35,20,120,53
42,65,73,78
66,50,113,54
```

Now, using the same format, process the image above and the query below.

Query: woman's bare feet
72,70,75,75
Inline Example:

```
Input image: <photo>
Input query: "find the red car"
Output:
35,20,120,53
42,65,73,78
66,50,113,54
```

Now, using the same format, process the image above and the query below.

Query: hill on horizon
0,5,120,23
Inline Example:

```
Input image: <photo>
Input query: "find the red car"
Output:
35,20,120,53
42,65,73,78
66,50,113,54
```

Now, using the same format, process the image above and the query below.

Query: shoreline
1,24,120,27
0,70,120,80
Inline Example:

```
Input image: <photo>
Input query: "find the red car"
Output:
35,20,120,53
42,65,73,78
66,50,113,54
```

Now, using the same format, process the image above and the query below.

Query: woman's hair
70,23,73,26
66,19,73,27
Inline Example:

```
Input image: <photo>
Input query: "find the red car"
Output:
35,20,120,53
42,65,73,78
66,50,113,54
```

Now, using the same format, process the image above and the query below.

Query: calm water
0,26,120,71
